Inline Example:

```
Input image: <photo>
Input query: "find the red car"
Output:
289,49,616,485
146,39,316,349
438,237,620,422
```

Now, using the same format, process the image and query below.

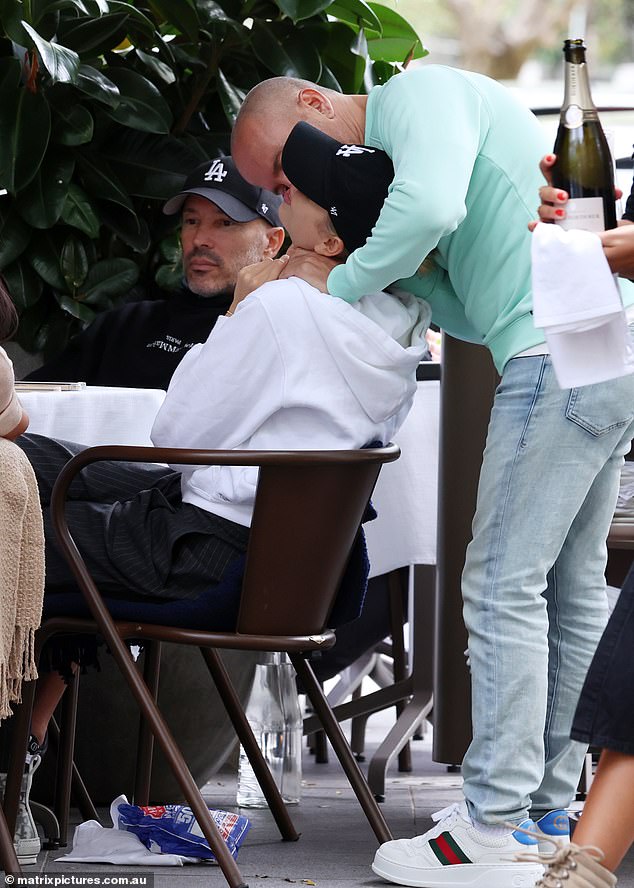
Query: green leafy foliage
0,0,426,355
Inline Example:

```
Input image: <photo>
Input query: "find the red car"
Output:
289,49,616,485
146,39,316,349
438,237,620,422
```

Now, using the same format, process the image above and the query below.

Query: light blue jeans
461,353,634,825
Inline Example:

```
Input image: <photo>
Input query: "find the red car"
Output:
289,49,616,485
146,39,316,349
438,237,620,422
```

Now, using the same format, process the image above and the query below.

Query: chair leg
312,682,329,764
388,570,412,774
134,641,162,805
199,648,299,842
54,671,80,847
101,636,249,887
4,679,36,836
48,718,100,828
290,654,392,845
0,807,20,874
349,687,368,759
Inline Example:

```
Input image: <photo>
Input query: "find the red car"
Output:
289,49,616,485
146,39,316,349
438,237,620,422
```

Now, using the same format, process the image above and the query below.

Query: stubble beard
184,242,267,299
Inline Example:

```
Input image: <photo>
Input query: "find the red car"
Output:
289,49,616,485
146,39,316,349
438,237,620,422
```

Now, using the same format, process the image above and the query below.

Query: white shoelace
431,802,469,825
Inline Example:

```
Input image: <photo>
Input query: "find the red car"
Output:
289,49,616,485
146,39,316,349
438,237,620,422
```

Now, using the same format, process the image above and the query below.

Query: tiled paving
21,711,634,888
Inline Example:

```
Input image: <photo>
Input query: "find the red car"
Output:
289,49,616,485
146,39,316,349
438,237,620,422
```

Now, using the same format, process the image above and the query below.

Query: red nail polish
557,191,567,201
546,154,555,163
555,209,565,217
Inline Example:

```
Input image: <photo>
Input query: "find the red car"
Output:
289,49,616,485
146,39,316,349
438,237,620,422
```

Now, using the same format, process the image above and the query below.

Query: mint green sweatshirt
326,65,634,372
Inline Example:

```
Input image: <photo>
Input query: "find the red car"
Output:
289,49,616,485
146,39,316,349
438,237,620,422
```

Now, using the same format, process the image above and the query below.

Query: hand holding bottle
529,154,623,229
530,154,633,278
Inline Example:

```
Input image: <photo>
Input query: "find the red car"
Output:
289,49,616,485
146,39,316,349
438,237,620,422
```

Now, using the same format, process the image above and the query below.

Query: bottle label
556,196,605,232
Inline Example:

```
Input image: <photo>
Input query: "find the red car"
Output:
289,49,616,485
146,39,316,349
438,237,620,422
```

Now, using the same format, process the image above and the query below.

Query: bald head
231,76,367,193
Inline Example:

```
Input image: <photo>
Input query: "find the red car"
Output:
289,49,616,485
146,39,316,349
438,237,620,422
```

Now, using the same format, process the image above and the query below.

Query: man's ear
298,87,335,119
315,235,345,258
263,226,286,258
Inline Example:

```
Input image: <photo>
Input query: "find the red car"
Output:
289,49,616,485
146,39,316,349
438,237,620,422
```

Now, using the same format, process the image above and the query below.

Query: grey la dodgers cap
163,155,282,226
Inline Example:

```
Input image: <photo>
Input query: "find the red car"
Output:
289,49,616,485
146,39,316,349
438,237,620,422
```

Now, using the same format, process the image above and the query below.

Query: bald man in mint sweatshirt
232,65,634,888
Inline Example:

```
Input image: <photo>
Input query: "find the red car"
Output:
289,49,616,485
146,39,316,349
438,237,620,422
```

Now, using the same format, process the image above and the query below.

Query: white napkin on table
531,222,634,388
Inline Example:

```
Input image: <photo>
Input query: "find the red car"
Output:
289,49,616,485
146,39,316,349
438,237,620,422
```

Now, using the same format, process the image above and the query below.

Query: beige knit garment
0,437,45,720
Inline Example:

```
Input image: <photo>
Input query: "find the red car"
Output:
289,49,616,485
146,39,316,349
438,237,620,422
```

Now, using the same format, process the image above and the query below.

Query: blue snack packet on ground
117,802,250,860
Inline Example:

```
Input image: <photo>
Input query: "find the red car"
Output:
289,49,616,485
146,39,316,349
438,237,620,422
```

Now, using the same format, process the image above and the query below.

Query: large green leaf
49,90,94,145
148,0,199,41
216,68,245,126
0,201,31,269
75,63,120,108
56,11,130,54
0,86,51,193
106,0,157,38
84,0,114,14
76,153,134,211
55,290,96,321
366,3,426,62
60,233,89,291
81,257,138,303
251,21,322,80
3,258,43,311
26,231,67,290
21,20,80,83
318,61,342,91
16,148,75,228
0,57,22,91
60,182,101,236
321,20,366,92
31,0,92,22
135,47,176,85
328,0,381,33
0,0,30,43
100,130,202,199
154,261,182,292
98,201,151,252
103,68,172,133
275,0,331,22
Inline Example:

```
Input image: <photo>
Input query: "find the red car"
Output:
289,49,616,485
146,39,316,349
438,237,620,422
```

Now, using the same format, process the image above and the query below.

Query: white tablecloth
365,380,439,577
20,386,166,447
19,381,439,574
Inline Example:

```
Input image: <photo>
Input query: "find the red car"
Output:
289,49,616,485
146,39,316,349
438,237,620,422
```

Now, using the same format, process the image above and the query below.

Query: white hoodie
151,277,430,527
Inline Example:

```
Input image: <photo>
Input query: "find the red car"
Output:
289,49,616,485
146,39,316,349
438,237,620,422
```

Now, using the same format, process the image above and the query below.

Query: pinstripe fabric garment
18,434,249,602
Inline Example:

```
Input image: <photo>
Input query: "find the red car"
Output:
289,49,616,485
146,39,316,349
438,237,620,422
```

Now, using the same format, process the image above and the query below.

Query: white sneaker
371,801,543,887
0,755,42,866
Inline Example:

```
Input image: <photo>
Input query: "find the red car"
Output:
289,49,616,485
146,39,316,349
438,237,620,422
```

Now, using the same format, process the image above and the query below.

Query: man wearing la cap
25,156,284,390
232,72,634,888
11,131,430,861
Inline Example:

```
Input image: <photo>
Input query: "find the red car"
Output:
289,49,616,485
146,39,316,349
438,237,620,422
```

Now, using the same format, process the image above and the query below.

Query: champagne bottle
552,38,617,232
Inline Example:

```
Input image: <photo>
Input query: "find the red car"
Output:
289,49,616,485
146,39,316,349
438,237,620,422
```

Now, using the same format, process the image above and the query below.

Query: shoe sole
17,854,38,866
15,837,40,866
371,860,543,887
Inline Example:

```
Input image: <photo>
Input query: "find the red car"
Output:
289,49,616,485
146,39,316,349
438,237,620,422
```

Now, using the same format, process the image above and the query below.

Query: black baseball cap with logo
163,156,282,227
281,122,394,253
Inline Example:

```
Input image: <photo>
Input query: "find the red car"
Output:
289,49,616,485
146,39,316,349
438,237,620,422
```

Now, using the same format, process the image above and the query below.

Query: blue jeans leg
461,355,634,825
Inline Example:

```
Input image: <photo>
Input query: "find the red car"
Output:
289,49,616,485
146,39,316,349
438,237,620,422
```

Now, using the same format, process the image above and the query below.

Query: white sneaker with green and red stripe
371,801,543,887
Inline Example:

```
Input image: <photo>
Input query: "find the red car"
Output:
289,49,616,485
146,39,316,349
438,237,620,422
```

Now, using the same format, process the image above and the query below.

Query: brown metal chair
4,444,398,888
0,807,20,874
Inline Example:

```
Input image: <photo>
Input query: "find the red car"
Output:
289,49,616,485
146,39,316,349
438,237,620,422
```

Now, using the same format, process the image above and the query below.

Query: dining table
18,385,167,448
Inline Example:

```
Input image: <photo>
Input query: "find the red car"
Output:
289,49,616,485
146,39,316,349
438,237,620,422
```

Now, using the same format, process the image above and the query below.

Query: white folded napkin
531,222,634,387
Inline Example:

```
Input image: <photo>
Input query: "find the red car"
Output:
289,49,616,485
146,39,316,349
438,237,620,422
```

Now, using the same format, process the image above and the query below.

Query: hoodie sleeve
327,67,490,302
151,292,285,451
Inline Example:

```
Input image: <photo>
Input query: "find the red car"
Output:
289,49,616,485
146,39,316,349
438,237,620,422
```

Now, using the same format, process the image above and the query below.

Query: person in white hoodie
15,126,429,773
